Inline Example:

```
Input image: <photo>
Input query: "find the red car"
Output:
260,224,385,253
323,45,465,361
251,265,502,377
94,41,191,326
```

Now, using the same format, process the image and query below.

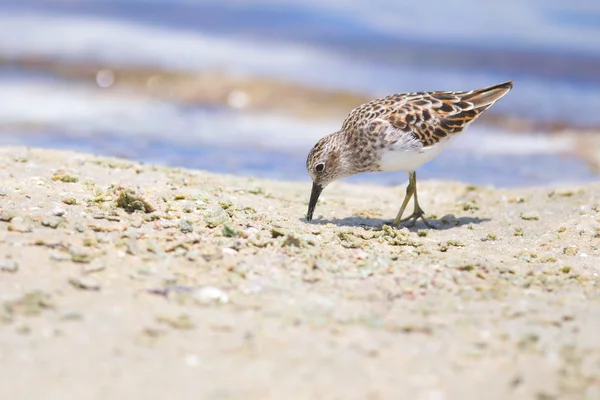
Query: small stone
520,212,539,221
222,248,237,256
222,224,237,237
204,208,229,228
270,227,286,238
41,216,63,229
441,214,460,225
69,276,101,291
156,314,194,330
481,233,497,242
70,249,94,263
0,211,15,222
50,252,71,262
51,173,78,183
0,258,18,273
115,187,156,213
8,217,33,233
563,245,579,256
180,219,194,234
192,286,229,305
52,207,66,217
282,234,303,247
62,197,77,205
82,262,106,274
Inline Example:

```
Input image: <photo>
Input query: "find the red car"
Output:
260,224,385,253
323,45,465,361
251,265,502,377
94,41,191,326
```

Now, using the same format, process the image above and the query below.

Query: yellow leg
393,172,434,228
392,173,415,226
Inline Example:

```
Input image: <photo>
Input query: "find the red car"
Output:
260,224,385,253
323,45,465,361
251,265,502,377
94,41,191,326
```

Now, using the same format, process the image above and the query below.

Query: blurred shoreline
1,4,599,188
2,56,597,134
2,56,600,188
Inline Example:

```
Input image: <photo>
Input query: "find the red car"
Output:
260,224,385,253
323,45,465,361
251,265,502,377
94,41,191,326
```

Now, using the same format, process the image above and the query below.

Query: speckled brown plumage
341,82,510,148
305,81,514,226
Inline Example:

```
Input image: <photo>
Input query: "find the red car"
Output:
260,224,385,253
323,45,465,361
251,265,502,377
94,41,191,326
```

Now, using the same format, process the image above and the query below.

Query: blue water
1,0,599,187
2,0,600,126
4,128,597,188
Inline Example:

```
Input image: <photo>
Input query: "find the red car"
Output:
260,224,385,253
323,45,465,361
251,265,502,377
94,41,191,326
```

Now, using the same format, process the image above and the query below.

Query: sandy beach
0,146,598,399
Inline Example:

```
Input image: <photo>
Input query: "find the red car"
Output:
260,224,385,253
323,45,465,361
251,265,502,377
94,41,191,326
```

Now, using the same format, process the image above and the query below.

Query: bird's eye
315,163,325,172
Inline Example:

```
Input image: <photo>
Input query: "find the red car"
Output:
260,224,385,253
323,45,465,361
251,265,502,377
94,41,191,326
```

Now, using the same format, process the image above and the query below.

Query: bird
305,80,513,228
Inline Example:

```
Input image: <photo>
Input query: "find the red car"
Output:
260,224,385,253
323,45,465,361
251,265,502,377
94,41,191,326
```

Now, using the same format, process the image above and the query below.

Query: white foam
2,10,600,124
0,77,574,157
0,78,338,151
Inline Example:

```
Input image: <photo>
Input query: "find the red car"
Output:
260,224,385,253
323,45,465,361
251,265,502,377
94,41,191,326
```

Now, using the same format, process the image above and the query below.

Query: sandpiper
305,81,513,227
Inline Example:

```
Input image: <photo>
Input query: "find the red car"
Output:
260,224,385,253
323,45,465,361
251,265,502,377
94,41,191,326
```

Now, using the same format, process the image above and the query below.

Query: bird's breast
378,136,455,172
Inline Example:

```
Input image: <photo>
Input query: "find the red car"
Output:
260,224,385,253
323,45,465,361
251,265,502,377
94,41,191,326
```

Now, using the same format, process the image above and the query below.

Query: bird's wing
383,81,513,147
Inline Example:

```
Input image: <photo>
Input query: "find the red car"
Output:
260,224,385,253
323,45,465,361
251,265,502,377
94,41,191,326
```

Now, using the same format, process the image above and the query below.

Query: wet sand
0,147,599,399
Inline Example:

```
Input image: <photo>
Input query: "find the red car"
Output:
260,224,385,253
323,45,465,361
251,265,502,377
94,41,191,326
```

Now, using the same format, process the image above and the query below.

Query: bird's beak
306,181,323,222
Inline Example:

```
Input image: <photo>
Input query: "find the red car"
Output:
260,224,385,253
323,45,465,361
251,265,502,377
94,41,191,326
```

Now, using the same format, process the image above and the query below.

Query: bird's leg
391,172,415,227
397,172,434,228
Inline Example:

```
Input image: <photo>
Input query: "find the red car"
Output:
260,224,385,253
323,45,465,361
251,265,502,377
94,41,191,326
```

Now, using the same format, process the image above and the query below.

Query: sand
0,146,599,400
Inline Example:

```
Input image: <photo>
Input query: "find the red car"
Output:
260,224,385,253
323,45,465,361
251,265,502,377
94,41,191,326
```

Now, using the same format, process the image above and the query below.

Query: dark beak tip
306,181,323,223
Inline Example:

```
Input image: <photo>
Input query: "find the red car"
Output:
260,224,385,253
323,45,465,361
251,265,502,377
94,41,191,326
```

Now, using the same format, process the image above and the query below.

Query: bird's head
305,133,350,221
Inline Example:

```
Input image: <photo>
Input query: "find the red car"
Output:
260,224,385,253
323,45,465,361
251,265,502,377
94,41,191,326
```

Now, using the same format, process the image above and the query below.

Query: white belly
378,136,455,172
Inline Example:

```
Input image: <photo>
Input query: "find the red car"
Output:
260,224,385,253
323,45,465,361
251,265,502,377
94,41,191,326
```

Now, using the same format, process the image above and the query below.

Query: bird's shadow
300,215,490,231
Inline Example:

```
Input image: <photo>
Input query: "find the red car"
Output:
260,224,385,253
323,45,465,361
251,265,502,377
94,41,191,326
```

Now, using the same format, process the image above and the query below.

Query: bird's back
341,81,513,148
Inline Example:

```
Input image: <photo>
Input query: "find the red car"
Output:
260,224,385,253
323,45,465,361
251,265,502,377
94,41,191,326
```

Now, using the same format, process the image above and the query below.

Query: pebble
440,214,459,226
52,207,66,217
8,217,33,233
0,258,18,273
520,212,539,221
282,234,303,247
69,276,101,291
0,211,15,222
204,207,229,228
41,216,63,229
563,245,579,256
192,286,229,304
70,248,95,263
222,247,237,255
82,262,106,274
179,219,194,234
50,252,71,262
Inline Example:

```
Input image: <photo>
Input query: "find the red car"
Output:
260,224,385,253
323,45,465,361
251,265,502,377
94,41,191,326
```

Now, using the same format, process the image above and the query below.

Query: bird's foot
392,209,434,229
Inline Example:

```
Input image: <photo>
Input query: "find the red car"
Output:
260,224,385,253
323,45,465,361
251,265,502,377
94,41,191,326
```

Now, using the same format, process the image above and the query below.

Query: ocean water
0,0,599,187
